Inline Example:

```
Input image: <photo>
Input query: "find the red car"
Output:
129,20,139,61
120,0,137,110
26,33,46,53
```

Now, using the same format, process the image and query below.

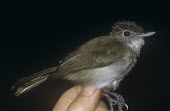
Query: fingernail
81,86,96,96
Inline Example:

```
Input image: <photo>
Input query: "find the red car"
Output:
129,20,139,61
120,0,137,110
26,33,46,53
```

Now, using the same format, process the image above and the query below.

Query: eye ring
123,31,131,37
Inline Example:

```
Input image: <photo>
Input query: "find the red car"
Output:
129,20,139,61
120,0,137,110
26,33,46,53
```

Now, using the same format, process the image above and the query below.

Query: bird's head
111,21,155,54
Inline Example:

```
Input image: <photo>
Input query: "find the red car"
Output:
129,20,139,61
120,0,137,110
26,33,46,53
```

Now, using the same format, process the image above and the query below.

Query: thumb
67,86,101,111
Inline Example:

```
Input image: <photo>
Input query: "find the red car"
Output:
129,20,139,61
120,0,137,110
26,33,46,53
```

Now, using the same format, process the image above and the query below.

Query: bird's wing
49,36,128,78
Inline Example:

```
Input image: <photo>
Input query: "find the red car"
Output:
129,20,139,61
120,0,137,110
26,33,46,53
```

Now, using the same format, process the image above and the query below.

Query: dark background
1,0,169,111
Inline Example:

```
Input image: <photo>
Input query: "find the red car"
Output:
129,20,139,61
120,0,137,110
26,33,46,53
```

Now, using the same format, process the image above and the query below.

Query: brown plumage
12,21,155,103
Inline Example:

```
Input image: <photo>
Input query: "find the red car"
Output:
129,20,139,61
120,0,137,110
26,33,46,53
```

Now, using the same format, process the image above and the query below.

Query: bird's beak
137,32,156,38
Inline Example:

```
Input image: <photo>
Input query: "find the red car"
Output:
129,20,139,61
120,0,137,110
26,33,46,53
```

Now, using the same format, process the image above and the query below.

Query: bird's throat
127,39,145,56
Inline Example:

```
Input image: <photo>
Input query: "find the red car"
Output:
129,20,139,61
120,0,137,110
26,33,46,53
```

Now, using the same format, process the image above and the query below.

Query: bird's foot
103,92,128,111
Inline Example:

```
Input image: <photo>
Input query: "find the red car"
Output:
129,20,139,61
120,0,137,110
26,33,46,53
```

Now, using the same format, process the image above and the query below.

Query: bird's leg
103,91,128,111
103,93,115,111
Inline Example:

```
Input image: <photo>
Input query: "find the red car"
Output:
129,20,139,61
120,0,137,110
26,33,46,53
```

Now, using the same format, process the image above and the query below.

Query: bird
12,21,155,111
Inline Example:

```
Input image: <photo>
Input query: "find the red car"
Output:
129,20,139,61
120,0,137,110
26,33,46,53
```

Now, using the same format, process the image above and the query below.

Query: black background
1,0,170,111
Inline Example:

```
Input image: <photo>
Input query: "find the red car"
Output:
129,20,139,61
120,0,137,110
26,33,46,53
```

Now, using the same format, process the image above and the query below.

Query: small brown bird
12,21,155,111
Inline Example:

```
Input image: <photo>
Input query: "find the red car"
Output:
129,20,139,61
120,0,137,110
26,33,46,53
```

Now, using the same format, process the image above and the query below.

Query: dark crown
112,21,143,33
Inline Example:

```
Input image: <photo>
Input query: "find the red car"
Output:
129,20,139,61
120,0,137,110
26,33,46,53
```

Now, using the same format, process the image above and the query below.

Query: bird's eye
123,31,131,37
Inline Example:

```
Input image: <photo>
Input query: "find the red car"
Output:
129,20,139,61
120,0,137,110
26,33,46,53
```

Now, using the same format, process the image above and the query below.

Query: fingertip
95,101,108,111
52,85,82,111
67,89,101,111
81,86,97,96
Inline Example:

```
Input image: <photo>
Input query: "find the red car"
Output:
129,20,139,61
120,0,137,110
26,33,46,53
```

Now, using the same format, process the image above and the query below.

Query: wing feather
49,36,128,78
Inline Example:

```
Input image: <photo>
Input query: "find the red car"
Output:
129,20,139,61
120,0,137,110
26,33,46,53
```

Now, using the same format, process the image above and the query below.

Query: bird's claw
103,92,128,111
117,102,128,111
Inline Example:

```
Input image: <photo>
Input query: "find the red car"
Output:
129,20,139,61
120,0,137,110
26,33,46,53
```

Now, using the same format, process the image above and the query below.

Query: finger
52,85,82,111
67,87,101,111
95,101,108,111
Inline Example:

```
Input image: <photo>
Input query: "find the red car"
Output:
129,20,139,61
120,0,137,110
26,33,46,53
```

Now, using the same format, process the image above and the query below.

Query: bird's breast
80,54,137,89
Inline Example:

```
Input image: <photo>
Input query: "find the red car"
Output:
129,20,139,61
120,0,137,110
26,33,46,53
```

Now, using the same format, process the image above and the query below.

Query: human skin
52,85,108,111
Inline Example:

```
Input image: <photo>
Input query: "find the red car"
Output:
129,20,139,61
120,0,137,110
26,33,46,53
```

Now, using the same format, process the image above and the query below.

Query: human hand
52,85,108,111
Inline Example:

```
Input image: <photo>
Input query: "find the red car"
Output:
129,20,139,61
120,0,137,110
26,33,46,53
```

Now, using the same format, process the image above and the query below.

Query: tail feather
12,67,57,96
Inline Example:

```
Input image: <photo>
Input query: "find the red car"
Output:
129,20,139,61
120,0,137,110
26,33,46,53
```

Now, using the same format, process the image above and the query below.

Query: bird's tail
12,67,57,96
